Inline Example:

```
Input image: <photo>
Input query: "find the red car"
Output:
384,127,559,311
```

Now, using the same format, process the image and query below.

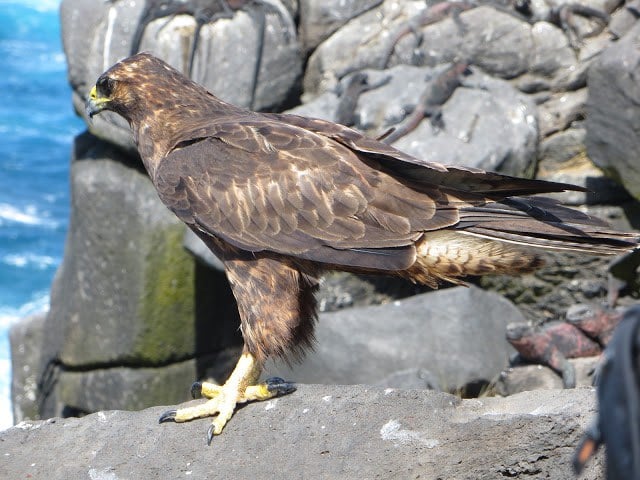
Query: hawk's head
85,52,209,124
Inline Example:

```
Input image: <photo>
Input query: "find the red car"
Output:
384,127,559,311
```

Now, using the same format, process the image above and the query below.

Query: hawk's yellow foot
158,352,295,444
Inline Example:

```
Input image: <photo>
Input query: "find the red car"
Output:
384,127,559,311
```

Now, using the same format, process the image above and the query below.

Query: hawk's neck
132,96,244,179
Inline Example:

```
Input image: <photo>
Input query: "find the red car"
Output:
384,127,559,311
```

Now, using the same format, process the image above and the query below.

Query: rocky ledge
0,385,602,480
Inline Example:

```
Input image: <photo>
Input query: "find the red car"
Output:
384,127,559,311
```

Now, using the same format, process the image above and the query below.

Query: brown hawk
86,53,638,443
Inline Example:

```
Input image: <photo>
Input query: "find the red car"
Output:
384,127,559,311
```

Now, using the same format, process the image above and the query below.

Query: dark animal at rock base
566,303,623,346
506,321,602,388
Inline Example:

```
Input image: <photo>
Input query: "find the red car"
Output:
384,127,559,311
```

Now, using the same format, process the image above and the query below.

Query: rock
165,2,300,112
539,128,587,166
62,0,146,152
48,135,196,367
59,0,114,93
286,89,341,121
304,4,576,97
521,27,609,93
497,357,600,395
537,89,587,137
608,248,640,303
374,368,441,390
266,286,522,392
9,312,48,423
576,30,612,68
0,386,603,479
316,271,429,313
586,22,640,200
537,130,631,205
279,0,299,18
585,204,640,233
499,364,565,393
298,0,383,53
528,20,576,79
303,0,425,96
49,349,240,417
609,0,640,39
513,72,554,93
477,249,615,324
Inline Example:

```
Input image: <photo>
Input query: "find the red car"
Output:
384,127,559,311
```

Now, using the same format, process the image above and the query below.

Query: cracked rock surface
0,385,603,479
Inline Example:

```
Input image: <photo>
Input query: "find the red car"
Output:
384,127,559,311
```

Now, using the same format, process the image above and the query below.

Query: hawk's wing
154,117,463,270
263,113,587,197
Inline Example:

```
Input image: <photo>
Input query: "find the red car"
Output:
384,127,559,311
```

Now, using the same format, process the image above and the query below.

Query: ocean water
0,0,83,428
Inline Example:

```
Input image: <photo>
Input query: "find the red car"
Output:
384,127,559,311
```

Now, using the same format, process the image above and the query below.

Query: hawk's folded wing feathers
264,113,589,197
154,118,464,270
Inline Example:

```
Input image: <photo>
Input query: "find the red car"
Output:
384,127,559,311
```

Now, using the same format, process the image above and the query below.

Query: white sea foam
3,253,57,270
0,0,61,13
0,293,50,431
0,358,12,430
0,203,58,228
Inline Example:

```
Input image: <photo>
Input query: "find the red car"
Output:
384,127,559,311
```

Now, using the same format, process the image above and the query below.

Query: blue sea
0,0,83,428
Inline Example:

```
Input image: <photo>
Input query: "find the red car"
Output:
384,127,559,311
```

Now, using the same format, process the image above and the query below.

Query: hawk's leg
159,351,295,444
158,251,318,443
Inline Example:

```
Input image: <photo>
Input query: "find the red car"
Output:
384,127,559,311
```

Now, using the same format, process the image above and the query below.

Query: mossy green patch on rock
53,152,204,368
135,224,196,364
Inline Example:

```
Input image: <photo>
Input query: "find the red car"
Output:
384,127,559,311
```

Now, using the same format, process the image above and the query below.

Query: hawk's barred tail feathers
406,196,639,286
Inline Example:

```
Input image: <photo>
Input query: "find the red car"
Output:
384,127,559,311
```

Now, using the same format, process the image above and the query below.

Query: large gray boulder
536,128,631,206
267,286,523,391
9,312,47,424
586,22,640,201
51,349,239,416
0,386,603,479
298,0,383,53
61,0,146,154
497,357,600,396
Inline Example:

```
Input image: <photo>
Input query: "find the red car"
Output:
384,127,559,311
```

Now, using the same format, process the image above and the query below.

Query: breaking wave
0,0,61,13
0,292,50,431
2,253,57,270
0,203,59,228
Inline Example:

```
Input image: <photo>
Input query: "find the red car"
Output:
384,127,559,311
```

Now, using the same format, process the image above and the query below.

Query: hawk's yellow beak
85,85,109,118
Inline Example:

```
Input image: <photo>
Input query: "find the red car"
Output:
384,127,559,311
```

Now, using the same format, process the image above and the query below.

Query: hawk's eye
97,76,116,97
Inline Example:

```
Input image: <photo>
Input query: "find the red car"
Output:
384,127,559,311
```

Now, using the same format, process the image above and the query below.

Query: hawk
86,53,638,443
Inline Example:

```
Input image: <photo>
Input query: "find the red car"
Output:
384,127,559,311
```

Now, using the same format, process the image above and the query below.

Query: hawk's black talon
158,409,177,423
265,377,296,396
206,424,215,446
190,381,203,399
